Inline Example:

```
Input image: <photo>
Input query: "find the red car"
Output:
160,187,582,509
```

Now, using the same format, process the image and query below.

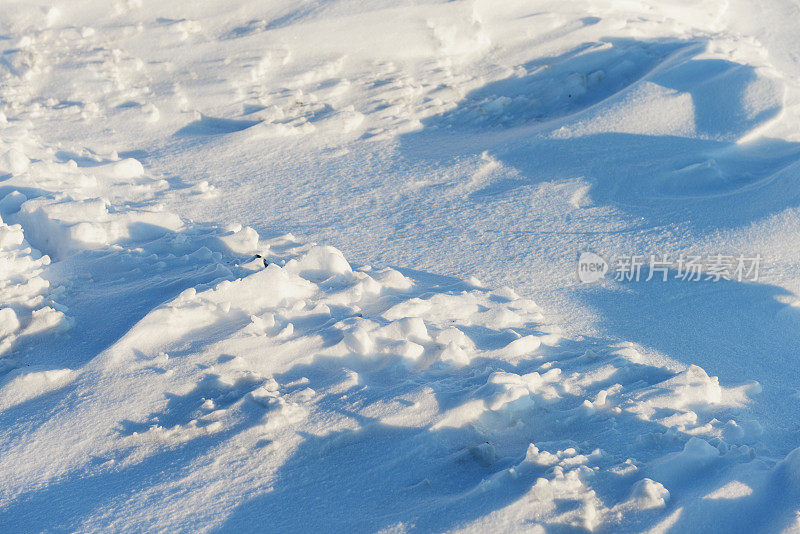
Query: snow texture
1,0,800,532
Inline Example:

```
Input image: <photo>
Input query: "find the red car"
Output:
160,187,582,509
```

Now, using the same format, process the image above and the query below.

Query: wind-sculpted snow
0,197,764,531
0,117,774,529
2,0,800,531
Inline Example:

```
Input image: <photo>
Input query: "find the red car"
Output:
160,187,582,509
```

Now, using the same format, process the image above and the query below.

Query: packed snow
2,0,800,531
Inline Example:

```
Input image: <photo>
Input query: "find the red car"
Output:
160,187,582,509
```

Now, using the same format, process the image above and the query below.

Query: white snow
1,0,800,531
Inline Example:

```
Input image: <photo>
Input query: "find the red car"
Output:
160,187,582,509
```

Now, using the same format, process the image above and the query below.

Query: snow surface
1,0,800,531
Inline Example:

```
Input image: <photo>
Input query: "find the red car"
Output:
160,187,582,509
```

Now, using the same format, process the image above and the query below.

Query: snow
1,0,800,531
